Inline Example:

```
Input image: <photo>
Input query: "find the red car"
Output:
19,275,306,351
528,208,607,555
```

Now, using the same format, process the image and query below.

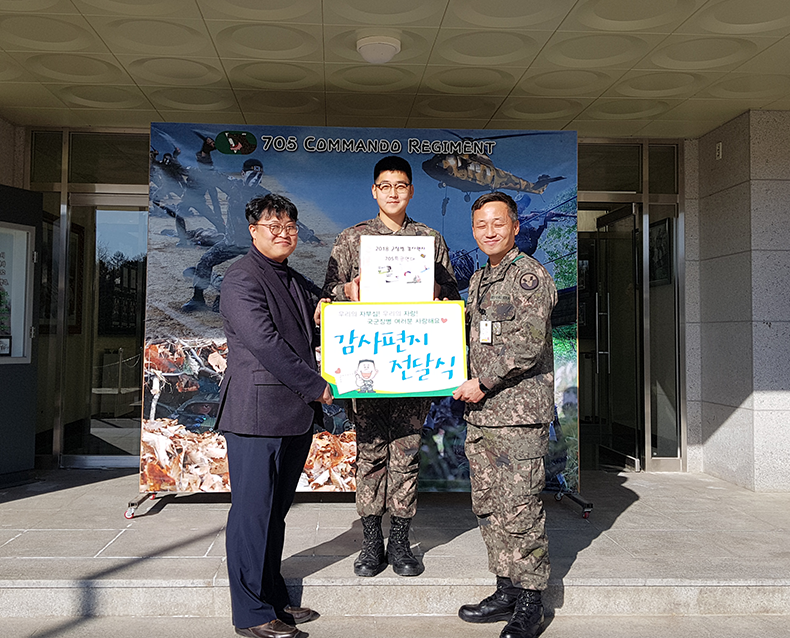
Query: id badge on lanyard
479,320,492,344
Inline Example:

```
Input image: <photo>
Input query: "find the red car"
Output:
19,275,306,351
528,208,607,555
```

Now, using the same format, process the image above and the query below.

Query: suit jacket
217,245,326,437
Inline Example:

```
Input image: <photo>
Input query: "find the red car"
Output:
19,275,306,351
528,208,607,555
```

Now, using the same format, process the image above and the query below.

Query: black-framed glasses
252,222,299,236
374,182,411,193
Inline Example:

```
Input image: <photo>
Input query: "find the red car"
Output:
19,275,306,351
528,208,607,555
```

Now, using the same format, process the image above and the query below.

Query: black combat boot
458,576,520,623
499,588,544,638
386,515,423,576
181,288,208,313
353,515,387,577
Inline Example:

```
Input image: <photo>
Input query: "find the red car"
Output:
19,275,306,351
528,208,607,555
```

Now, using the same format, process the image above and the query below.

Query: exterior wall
693,110,790,491
683,139,702,473
749,111,790,492
0,116,25,189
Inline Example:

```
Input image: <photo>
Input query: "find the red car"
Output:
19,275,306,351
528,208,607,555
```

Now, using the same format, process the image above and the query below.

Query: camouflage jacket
322,215,460,301
465,246,557,429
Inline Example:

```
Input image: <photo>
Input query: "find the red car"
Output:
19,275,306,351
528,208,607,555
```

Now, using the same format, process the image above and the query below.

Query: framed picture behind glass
39,216,83,335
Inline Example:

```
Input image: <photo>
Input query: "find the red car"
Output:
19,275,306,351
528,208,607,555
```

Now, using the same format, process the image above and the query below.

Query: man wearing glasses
322,156,460,578
218,193,331,638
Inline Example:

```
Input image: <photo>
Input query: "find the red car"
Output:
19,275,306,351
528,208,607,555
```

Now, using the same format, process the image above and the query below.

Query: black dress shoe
283,605,319,624
458,577,520,623
235,619,306,638
499,589,544,638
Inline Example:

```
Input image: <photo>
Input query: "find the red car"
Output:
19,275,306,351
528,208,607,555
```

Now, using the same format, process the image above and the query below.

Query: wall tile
699,253,752,323
701,401,754,490
699,112,750,199
750,111,790,181
684,196,699,261
699,181,751,261
753,409,790,492
683,138,699,201
685,322,701,402
752,320,790,402
0,117,16,188
750,180,790,251
751,250,790,322
685,399,703,474
701,321,753,409
685,258,700,324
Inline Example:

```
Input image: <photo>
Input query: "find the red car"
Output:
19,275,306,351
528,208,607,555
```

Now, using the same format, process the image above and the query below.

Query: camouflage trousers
352,397,430,519
465,423,550,591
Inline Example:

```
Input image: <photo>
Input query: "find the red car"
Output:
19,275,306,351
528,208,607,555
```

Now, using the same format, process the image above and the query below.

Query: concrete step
4,569,790,618
8,614,790,638
3,469,790,619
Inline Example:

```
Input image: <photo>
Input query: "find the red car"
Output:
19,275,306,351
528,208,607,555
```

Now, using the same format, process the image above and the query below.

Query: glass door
645,205,682,469
578,204,643,471
579,201,683,472
60,198,147,466
595,205,642,470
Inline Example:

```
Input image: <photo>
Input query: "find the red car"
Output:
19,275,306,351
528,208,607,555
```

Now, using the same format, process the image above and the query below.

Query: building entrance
58,196,148,467
578,202,683,472
579,204,642,470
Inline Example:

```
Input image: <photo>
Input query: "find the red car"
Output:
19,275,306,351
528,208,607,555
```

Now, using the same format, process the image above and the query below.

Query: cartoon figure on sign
355,359,378,393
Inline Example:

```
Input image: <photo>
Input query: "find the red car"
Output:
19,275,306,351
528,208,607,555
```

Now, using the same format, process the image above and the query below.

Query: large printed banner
142,122,578,495
321,301,466,398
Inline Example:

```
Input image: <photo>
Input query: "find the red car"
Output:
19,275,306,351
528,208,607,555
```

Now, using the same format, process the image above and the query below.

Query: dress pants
224,429,312,629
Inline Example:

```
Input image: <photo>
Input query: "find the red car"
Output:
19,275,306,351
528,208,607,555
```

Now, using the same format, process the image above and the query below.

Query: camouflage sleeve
322,230,354,300
434,233,461,300
478,269,556,392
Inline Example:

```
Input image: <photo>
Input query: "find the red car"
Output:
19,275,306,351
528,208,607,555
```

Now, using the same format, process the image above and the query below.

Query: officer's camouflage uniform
465,246,557,591
323,215,460,518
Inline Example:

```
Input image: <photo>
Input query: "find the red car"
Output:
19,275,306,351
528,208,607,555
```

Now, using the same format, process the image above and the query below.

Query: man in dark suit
218,193,333,638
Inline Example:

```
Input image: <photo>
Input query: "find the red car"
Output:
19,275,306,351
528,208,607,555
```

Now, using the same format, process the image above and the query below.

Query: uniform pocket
502,456,545,534
464,428,494,517
491,303,515,338
490,303,515,322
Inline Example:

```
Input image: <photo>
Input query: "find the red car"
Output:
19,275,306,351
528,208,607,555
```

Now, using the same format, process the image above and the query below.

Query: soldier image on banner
453,191,558,638
181,158,269,313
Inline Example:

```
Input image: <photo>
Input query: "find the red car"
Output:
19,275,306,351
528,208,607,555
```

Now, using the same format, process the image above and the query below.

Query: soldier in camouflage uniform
322,156,460,578
453,191,557,638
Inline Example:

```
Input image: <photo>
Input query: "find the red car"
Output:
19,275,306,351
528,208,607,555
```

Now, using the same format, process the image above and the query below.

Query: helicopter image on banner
421,131,567,202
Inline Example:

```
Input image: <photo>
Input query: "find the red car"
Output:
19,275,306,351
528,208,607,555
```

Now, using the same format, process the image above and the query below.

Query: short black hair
471,191,518,222
374,156,412,184
246,193,298,225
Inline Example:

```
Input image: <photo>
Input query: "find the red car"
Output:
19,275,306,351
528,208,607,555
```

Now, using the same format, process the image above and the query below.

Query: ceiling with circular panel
0,0,789,137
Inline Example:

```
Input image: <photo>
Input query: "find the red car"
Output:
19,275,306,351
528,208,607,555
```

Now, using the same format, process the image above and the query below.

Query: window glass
578,144,641,193
31,131,63,183
69,133,149,184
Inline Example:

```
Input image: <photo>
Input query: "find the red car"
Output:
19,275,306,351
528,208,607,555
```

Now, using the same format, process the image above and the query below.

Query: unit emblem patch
520,273,539,291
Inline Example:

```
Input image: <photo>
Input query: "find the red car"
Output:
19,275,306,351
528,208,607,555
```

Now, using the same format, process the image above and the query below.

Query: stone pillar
693,110,790,491
748,111,790,491
683,139,702,473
